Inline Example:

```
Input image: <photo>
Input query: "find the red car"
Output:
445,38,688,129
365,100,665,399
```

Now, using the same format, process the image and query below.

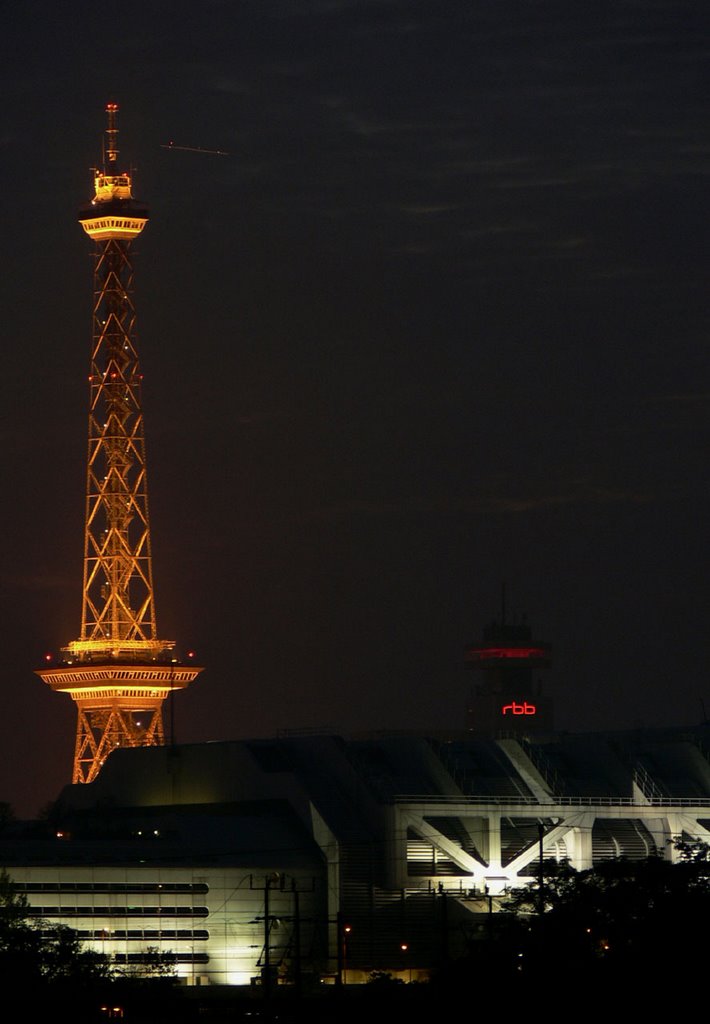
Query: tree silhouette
0,869,110,989
504,845,710,979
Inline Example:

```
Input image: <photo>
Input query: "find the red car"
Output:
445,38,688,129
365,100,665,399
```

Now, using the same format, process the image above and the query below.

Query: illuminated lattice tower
37,104,202,784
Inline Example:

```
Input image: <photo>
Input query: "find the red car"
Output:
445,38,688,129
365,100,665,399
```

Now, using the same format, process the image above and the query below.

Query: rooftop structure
465,610,553,732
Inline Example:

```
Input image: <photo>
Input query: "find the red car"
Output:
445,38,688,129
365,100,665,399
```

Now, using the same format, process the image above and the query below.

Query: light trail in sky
161,141,229,156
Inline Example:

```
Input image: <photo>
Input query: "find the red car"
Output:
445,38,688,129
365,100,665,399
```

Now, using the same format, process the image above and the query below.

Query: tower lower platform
37,661,202,783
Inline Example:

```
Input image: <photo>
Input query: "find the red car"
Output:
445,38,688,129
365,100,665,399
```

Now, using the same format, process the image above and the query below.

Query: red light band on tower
466,646,549,661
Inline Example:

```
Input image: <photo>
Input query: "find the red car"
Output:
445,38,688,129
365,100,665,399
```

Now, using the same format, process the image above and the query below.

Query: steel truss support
390,798,710,895
74,701,164,784
37,104,202,785
75,235,161,650
81,237,156,647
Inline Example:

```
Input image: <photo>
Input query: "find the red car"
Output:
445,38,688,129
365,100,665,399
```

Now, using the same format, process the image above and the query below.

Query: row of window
112,954,209,965
42,929,209,941
15,882,208,894
84,218,144,230
28,907,209,918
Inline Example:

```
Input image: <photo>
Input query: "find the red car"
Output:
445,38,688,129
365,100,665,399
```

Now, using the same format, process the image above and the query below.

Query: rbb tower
38,104,202,784
465,610,552,734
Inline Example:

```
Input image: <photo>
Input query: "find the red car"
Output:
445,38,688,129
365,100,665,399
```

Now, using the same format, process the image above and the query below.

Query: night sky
0,1,707,816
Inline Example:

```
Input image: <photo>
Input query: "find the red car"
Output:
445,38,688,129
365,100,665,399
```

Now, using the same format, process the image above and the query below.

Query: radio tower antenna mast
37,103,202,784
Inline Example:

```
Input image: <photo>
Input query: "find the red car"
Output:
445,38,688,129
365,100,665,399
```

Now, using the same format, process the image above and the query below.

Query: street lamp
400,942,411,983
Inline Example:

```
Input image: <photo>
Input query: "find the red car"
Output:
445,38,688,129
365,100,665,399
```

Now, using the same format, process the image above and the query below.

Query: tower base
37,662,202,784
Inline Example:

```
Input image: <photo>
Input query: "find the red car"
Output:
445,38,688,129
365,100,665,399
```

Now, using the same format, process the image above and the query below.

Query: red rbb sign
501,701,536,716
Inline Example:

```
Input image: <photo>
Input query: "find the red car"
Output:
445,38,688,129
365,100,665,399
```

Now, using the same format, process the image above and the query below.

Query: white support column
665,814,710,861
488,813,502,873
564,816,594,870
309,802,341,964
387,805,410,888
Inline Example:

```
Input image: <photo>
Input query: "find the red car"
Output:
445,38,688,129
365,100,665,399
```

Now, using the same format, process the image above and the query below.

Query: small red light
187,650,194,659
45,653,53,662
466,646,549,662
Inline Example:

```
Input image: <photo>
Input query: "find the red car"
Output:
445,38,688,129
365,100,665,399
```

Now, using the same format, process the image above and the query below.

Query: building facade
4,727,710,984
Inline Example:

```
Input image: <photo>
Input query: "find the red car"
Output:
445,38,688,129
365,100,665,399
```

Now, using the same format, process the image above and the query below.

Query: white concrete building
3,727,710,982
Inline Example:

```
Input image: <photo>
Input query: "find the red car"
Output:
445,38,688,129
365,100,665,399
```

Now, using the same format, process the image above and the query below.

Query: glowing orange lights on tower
37,104,202,783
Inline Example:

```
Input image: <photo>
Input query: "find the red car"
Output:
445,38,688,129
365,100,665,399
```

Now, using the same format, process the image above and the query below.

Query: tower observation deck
37,104,202,784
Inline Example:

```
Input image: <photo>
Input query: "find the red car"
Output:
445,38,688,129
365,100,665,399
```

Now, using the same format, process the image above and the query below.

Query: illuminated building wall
8,863,322,987
4,728,710,981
